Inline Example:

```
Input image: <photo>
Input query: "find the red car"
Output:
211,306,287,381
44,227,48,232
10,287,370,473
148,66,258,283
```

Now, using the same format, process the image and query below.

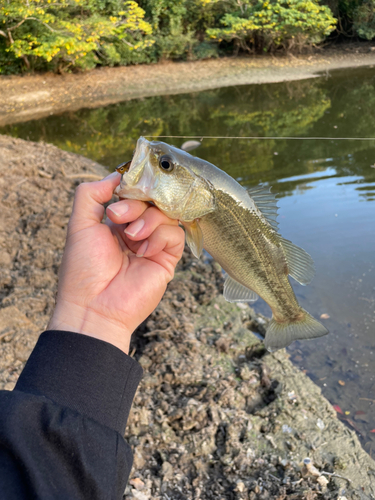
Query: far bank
1,44,375,127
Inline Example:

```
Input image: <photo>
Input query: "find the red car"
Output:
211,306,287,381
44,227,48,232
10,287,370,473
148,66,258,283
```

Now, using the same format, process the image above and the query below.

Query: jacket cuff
15,330,143,434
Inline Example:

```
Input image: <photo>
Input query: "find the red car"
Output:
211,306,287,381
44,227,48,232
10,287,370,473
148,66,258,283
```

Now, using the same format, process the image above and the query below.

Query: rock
129,478,145,491
131,491,150,500
317,475,329,490
132,449,146,470
161,461,174,481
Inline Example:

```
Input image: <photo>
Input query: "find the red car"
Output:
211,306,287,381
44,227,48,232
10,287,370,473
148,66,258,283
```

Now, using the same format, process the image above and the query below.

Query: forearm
0,331,143,500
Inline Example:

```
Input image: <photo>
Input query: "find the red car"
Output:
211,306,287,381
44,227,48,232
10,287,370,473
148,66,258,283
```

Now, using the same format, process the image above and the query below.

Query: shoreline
1,134,375,498
1,44,375,127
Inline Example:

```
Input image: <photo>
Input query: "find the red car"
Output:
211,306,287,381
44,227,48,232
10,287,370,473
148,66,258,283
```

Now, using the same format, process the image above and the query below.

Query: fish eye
159,155,174,172
116,160,131,174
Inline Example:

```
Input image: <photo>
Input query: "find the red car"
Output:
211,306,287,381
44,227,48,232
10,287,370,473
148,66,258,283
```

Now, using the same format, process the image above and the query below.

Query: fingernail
125,219,145,237
107,203,129,217
103,171,120,181
136,240,148,257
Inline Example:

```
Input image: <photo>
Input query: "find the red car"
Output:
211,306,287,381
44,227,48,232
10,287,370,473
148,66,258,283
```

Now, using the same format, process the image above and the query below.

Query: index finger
106,199,152,225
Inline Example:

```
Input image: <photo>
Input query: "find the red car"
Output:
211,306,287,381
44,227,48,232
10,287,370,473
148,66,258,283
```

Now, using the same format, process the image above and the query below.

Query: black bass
115,137,328,351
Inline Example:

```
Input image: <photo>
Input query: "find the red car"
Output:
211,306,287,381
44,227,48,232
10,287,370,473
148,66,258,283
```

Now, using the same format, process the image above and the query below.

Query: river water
2,66,375,455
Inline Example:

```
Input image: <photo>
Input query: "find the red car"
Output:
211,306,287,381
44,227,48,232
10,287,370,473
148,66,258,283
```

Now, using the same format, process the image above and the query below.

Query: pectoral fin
183,220,204,259
224,275,259,303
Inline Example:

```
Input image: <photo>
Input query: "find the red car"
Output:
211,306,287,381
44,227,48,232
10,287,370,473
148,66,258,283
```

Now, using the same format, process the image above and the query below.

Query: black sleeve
0,330,143,500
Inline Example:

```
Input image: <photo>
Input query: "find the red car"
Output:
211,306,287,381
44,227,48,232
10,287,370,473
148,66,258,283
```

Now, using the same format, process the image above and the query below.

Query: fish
115,137,328,351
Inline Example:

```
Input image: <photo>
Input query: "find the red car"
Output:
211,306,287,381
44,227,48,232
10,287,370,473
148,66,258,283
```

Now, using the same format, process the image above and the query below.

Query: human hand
49,172,185,354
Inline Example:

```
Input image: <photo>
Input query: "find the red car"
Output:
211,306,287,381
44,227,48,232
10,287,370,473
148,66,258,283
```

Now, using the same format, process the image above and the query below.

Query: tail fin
264,310,328,352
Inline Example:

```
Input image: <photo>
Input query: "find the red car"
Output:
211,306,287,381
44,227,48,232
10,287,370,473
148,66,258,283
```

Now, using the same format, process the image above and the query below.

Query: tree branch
8,17,57,34
121,38,134,47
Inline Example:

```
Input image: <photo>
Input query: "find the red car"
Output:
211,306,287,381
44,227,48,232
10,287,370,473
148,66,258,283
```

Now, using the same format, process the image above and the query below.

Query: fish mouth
115,137,156,201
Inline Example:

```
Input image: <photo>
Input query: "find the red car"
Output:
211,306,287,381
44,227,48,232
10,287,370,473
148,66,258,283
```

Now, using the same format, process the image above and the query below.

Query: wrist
48,300,133,354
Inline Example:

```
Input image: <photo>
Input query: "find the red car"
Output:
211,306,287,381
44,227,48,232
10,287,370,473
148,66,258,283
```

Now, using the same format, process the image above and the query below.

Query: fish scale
200,189,301,322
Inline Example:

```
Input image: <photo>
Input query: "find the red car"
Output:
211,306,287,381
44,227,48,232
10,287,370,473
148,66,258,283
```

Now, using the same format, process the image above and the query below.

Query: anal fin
224,275,259,303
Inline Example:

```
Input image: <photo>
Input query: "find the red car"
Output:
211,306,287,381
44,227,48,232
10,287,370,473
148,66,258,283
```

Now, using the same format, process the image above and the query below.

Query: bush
320,0,375,40
206,0,337,52
353,0,375,39
138,0,198,60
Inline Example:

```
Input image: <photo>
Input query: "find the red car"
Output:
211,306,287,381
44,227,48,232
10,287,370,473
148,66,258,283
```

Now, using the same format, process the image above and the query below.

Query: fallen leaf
370,429,375,433
338,380,345,386
345,411,350,415
355,410,366,416
333,404,343,414
320,313,330,319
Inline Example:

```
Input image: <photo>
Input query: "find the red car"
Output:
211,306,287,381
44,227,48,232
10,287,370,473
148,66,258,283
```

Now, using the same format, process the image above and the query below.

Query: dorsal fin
246,185,279,231
280,237,315,285
224,275,259,303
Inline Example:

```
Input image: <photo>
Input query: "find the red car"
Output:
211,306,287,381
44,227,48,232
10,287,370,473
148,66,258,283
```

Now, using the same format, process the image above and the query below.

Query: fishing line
145,135,375,141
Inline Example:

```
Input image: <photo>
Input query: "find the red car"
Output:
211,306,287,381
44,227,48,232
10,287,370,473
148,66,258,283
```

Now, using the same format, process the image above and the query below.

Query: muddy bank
0,135,375,498
1,44,375,127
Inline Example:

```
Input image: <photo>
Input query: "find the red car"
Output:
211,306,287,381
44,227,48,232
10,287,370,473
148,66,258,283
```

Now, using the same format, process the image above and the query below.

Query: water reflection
2,66,375,452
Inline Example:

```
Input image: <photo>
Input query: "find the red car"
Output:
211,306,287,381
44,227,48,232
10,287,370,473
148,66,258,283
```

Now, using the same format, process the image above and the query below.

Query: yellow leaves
0,0,148,71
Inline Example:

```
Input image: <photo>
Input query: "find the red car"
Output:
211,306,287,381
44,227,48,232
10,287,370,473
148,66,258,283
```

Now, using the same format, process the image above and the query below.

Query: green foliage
206,0,337,52
5,0,369,74
321,0,375,39
138,0,196,60
0,0,154,73
193,41,219,59
353,0,375,39
139,0,337,59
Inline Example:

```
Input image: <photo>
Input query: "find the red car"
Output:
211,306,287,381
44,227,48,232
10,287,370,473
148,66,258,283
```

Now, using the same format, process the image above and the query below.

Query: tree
0,0,154,73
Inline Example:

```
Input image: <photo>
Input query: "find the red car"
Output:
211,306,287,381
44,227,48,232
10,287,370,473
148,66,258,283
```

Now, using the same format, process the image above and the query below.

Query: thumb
69,171,121,233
